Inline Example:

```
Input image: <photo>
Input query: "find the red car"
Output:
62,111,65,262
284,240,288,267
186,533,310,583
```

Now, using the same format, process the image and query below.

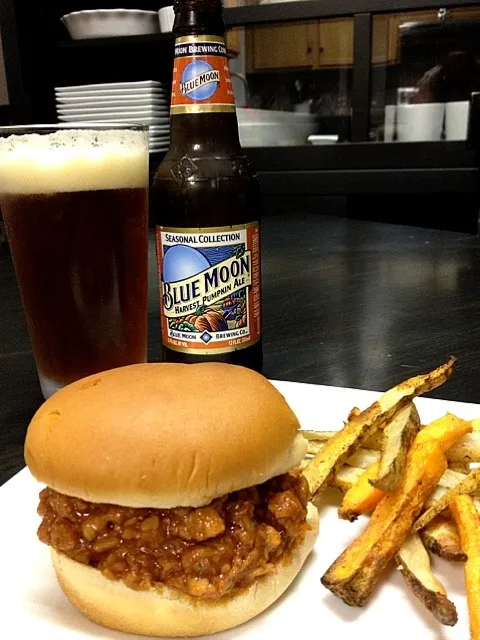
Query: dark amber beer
0,127,149,398
153,0,263,373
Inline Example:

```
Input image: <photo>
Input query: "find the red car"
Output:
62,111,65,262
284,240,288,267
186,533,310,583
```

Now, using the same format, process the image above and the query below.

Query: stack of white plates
54,80,171,152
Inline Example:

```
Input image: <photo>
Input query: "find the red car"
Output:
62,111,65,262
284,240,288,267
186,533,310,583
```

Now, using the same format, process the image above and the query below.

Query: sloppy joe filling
37,471,311,600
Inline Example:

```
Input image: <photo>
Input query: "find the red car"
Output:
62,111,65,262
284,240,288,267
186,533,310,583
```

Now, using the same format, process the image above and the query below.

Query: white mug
396,103,445,142
159,6,174,33
445,101,470,141
384,105,396,142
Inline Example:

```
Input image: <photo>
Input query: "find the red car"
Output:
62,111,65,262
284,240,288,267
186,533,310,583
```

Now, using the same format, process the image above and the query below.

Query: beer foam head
0,128,149,194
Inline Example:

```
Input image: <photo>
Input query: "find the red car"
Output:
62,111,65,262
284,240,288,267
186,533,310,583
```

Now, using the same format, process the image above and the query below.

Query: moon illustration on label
163,245,211,283
180,60,219,101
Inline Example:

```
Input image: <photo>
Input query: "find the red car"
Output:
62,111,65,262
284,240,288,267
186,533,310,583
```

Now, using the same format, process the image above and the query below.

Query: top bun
25,363,306,509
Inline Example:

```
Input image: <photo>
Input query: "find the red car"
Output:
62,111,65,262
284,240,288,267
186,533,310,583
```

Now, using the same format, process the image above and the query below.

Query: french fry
450,495,480,640
303,358,456,498
321,440,447,606
448,432,480,463
449,461,472,474
345,448,380,469
396,533,458,626
415,413,472,451
421,515,467,562
307,428,480,464
336,431,468,522
413,468,480,532
370,403,420,492
331,466,365,493
338,462,384,522
347,407,362,421
303,430,337,443
425,485,447,509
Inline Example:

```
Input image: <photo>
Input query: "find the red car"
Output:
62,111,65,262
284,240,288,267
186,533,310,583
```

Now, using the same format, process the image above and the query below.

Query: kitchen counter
2,211,480,486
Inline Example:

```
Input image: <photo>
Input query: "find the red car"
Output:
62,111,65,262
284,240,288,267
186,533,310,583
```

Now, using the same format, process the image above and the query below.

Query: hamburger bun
25,362,307,508
26,362,318,637
51,503,319,637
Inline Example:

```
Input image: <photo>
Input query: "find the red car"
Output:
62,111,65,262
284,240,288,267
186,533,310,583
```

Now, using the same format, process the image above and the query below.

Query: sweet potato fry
396,533,458,626
415,413,472,451
450,495,480,640
338,462,384,521
370,403,420,492
321,440,447,606
413,468,480,532
421,515,466,562
336,433,468,522
303,358,455,498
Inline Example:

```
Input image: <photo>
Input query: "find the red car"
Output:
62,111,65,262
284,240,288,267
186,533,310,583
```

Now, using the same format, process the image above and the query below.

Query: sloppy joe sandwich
24,362,319,637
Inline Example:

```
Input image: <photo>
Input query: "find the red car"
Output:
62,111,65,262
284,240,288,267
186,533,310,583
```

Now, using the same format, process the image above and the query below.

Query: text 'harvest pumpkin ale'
153,0,263,372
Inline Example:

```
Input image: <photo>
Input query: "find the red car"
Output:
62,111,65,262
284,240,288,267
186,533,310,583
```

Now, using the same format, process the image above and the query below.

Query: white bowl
159,6,174,33
61,9,160,40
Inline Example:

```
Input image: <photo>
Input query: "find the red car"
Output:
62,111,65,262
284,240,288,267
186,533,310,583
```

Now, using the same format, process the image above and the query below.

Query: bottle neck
169,112,240,156
173,7,225,37
168,2,241,155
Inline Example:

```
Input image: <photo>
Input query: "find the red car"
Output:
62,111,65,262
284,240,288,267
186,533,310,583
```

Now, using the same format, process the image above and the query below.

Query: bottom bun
51,502,319,637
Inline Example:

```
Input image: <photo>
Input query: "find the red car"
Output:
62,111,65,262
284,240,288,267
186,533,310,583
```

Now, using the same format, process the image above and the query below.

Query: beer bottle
153,0,263,372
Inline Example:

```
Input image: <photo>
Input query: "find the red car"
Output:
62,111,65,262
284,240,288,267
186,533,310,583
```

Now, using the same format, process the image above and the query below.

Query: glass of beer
0,124,149,398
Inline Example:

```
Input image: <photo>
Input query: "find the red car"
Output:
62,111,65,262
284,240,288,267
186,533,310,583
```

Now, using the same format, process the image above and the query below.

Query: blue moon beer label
156,223,261,354
171,35,236,114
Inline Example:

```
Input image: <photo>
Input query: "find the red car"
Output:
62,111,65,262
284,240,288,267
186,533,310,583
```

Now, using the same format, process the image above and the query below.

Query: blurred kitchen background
3,1,480,233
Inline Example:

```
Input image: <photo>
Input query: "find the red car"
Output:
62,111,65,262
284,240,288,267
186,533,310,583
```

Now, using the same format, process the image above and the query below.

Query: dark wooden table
3,212,480,486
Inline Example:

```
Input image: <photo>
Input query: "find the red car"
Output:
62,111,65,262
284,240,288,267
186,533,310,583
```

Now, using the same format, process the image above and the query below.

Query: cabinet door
318,18,353,67
245,22,318,71
226,28,242,57
372,14,391,65
449,7,480,20
388,11,437,63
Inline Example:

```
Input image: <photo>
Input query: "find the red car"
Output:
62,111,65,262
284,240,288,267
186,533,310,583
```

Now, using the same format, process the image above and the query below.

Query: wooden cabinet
226,28,242,57
246,18,353,71
372,11,437,65
244,8,479,72
245,21,318,71
449,7,480,20
318,18,353,67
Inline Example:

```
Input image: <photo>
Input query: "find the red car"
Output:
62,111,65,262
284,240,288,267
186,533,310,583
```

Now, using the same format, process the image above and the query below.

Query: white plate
55,81,163,92
57,105,169,116
56,96,169,108
0,380,478,640
55,88,169,100
59,113,170,124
